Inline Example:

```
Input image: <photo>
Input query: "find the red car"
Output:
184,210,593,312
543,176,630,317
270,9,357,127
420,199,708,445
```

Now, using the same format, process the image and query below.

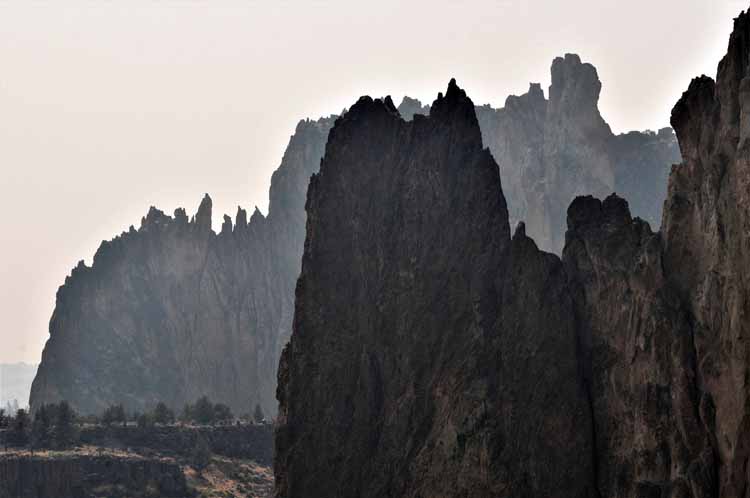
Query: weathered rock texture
30,116,336,417
560,10,750,497
275,81,595,498
660,9,750,496
476,55,681,253
563,194,715,498
0,452,188,498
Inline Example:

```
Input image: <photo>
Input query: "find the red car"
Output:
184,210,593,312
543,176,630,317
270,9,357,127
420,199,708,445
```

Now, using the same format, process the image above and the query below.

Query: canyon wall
30,117,335,417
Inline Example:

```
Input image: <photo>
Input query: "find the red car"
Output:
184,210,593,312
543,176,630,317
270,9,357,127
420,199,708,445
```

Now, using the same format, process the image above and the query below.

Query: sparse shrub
137,412,154,429
191,434,212,471
152,402,175,425
101,404,126,427
214,403,233,424
193,396,215,425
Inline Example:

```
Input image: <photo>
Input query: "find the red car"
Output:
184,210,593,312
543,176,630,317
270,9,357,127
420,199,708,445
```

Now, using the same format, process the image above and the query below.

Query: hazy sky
0,0,746,363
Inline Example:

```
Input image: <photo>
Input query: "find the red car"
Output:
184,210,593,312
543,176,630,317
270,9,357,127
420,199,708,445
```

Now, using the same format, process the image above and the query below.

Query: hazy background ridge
0,0,745,362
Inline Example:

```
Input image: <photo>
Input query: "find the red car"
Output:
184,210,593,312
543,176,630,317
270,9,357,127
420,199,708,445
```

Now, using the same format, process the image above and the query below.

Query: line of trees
1,402,78,450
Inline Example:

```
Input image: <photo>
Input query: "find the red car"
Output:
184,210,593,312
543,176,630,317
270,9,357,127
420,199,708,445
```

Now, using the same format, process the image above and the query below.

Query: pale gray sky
0,0,746,363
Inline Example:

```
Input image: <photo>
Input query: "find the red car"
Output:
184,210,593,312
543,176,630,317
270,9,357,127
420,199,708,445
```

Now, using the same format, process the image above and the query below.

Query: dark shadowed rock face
478,55,681,253
275,81,595,498
564,194,715,498
30,116,336,417
662,10,750,497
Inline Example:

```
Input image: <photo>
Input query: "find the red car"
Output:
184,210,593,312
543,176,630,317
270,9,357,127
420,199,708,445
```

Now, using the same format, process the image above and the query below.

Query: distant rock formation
476,54,681,253
275,82,595,497
276,8,750,498
30,116,336,417
398,57,680,255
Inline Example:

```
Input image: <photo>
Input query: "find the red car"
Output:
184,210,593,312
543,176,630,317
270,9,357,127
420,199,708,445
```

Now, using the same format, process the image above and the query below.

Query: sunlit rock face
30,116,335,417
275,82,596,498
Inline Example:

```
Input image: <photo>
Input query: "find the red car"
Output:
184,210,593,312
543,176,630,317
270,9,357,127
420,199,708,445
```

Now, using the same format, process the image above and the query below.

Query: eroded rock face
275,81,595,498
30,116,336,417
563,194,715,498
662,10,750,497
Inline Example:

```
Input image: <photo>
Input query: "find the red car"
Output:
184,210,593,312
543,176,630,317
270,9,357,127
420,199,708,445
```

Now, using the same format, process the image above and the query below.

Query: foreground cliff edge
276,9,750,498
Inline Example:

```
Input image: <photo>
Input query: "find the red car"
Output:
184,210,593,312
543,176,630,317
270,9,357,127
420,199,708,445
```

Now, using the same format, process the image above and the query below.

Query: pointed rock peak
514,221,527,239
250,206,266,224
141,206,167,228
549,53,602,108
220,214,232,235
383,95,397,113
174,208,188,224
528,83,545,101
195,193,212,230
429,79,482,144
671,75,716,161
235,206,248,230
430,79,474,118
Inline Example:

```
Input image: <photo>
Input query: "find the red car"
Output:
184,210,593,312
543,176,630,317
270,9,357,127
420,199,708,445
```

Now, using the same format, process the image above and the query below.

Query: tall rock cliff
563,195,715,497
560,9,750,497
661,9,750,496
275,82,595,497
30,116,335,417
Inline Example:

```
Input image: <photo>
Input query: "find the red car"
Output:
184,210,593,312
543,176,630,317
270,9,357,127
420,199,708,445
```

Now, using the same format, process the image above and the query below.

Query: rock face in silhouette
563,194,715,498
661,10,750,496
30,116,335,416
275,82,595,497
477,54,681,253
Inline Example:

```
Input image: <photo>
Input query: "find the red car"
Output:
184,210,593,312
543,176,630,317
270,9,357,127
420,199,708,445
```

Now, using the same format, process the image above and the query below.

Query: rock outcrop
275,82,595,497
395,57,681,255
30,116,336,417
